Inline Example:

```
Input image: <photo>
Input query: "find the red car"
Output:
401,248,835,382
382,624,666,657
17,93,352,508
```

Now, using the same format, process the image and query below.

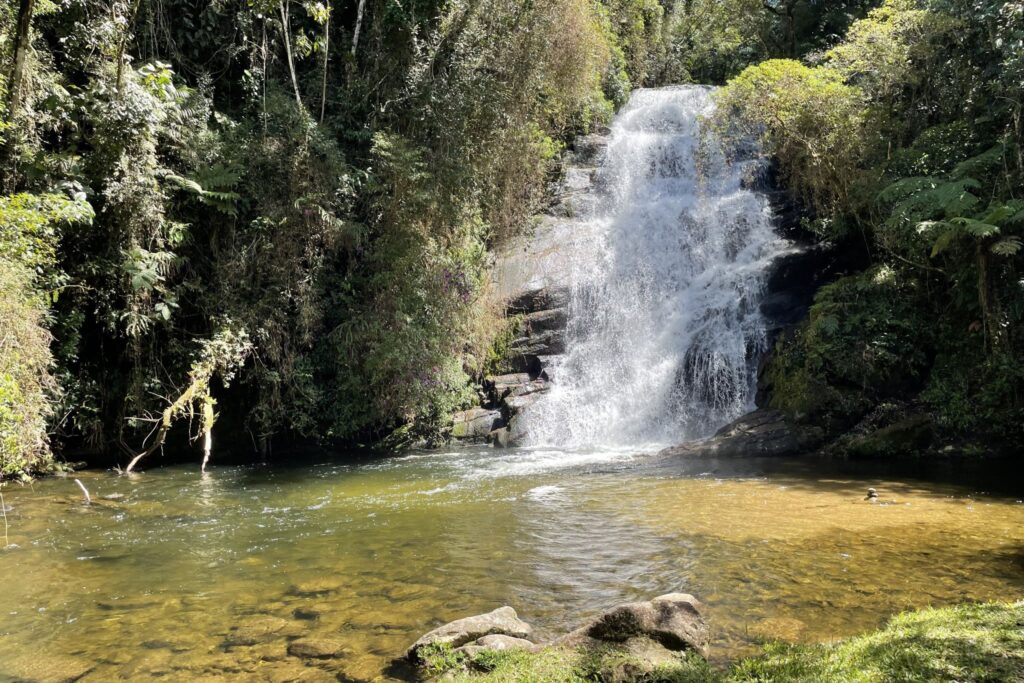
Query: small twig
1,491,9,548
74,479,92,505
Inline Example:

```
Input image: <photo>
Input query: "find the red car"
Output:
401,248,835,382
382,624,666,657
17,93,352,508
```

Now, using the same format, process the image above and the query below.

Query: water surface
1,448,1022,681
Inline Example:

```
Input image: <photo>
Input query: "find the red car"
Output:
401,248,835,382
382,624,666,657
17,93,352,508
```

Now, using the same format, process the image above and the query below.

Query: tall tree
5,0,36,118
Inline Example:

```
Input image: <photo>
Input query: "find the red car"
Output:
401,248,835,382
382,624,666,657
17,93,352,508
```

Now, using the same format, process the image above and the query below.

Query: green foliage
0,194,92,479
766,269,930,426
721,0,1024,449
711,59,867,214
729,601,1024,682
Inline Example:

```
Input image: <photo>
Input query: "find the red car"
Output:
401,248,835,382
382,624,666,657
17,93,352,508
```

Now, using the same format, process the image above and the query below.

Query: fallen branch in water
1,491,8,548
74,479,91,505
125,327,251,474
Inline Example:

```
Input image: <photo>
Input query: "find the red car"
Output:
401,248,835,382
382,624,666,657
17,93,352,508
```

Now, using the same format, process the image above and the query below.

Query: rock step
506,286,570,316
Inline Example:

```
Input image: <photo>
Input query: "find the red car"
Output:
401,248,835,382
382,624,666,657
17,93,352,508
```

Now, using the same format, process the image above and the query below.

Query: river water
1,448,1022,681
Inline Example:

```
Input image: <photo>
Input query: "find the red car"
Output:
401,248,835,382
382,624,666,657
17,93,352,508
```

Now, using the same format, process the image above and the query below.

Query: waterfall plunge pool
1,448,1022,681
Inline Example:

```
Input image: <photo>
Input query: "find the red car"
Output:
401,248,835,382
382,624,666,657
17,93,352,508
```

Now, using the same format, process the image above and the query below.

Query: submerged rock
287,637,348,659
1,654,95,683
660,409,824,459
407,606,534,662
224,615,300,646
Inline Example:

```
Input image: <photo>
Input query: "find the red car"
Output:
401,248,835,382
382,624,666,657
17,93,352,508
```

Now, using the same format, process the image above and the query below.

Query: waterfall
522,86,787,449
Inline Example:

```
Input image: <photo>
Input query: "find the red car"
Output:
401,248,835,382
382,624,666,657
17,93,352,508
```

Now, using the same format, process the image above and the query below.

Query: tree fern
163,164,242,216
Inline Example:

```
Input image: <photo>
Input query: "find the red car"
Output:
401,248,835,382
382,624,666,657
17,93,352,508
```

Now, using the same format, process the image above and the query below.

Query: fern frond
929,226,959,258
949,217,1000,239
951,144,1005,180
991,236,1022,256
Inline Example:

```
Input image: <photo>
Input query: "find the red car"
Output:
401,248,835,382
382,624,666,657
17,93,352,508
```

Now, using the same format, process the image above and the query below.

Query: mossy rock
841,414,934,459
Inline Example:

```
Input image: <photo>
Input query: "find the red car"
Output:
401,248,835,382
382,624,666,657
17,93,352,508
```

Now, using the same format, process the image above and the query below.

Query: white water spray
524,86,787,449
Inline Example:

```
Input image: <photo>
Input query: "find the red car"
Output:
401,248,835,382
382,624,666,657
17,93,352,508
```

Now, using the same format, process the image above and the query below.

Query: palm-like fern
163,163,242,216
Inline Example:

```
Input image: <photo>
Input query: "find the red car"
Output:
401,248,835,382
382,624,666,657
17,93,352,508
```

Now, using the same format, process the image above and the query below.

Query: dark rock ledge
659,409,826,459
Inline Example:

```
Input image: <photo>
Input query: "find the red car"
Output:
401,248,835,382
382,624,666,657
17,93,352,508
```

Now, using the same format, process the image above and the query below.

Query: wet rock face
659,409,825,459
455,134,610,448
406,606,534,662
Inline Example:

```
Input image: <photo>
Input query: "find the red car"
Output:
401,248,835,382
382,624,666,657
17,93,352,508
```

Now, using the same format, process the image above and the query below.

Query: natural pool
1,447,1022,682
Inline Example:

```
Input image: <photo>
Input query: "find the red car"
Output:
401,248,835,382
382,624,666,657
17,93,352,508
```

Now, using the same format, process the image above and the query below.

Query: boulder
660,409,824,459
451,408,504,440
407,606,534,662
483,374,549,405
559,593,709,657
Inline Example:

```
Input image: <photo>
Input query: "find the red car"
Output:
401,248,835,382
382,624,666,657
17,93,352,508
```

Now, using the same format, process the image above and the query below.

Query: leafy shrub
765,268,931,426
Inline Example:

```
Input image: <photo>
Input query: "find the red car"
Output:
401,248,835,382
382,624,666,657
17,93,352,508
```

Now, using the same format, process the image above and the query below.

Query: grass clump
430,644,716,682
730,601,1024,683
427,603,1024,682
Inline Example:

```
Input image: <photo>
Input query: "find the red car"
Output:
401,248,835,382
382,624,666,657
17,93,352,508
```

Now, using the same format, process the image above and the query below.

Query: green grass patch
428,603,1024,682
432,644,715,682
730,601,1024,683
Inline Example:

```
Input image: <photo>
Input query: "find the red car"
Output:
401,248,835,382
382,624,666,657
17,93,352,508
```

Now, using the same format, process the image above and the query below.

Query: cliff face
451,133,611,447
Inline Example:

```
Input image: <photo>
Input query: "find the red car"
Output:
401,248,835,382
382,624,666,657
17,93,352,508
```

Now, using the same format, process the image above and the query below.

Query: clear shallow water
1,448,1022,682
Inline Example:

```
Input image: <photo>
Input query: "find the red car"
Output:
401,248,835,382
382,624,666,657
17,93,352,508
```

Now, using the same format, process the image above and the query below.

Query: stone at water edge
660,409,824,459
406,606,534,662
558,593,710,657
451,408,503,440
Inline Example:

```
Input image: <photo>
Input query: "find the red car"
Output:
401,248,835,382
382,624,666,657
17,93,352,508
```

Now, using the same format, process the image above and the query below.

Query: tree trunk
977,239,1005,352
279,1,303,107
351,0,367,58
5,0,36,119
115,0,143,94
320,4,330,123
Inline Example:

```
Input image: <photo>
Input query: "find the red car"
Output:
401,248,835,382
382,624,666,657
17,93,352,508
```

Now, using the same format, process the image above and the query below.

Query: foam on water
524,86,787,449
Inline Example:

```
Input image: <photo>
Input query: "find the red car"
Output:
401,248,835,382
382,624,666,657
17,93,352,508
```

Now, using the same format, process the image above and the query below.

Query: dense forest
1,0,1022,479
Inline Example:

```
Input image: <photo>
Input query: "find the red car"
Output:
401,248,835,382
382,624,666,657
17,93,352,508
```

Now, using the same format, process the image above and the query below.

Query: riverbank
422,601,1024,682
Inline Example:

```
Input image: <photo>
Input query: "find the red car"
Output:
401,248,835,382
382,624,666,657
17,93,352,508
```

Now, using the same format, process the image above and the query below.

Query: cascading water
523,85,788,449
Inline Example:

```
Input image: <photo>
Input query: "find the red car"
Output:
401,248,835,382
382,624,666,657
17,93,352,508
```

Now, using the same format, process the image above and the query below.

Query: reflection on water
0,447,1022,681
